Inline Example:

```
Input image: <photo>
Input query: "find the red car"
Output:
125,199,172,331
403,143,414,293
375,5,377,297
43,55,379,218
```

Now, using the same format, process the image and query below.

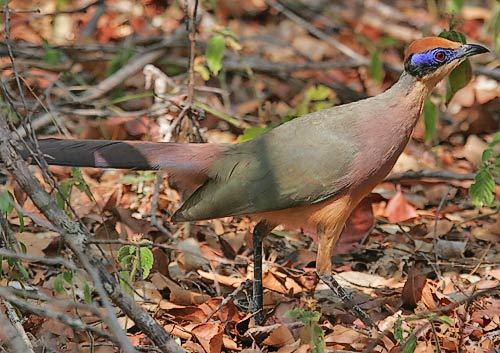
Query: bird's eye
434,51,446,62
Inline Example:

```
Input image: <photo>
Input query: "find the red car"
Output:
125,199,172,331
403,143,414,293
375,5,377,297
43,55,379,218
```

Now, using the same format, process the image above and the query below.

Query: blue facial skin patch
410,48,456,66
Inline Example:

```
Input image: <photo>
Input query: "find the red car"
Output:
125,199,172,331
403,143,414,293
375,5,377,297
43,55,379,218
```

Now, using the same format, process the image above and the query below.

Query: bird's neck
381,71,430,129
388,71,430,103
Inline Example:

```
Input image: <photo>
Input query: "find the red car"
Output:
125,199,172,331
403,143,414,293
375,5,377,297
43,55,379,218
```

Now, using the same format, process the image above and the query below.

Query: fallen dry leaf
192,323,223,353
402,265,428,309
384,188,419,223
262,324,295,347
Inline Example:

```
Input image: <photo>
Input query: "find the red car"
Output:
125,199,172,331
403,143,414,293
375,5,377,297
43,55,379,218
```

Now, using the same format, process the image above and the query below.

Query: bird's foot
318,272,379,332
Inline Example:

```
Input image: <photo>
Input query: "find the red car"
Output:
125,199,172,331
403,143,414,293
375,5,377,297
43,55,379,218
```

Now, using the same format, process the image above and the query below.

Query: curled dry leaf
402,265,428,309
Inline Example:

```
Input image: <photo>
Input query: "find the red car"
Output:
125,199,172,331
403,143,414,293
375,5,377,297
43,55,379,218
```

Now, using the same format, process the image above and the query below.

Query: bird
22,37,488,324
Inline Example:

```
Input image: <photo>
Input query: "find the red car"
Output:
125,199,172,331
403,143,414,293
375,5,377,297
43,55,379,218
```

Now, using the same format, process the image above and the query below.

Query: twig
0,301,35,353
385,169,481,182
0,248,79,271
1,299,35,353
81,0,105,37
186,0,198,108
0,286,112,341
150,173,174,238
203,279,252,322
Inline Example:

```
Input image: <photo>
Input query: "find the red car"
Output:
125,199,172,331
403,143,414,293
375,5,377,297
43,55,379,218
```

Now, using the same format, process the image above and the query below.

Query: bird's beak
456,43,489,59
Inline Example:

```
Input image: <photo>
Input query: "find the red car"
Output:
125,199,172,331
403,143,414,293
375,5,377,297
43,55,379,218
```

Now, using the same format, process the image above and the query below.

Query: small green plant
0,190,24,232
52,270,92,304
200,27,241,79
470,132,500,207
56,167,93,211
287,307,325,353
117,240,154,296
394,314,453,353
42,40,64,65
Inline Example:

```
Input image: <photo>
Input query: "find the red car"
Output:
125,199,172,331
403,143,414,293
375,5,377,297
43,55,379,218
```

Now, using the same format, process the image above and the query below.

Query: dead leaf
150,273,210,305
192,323,223,353
462,135,488,166
402,265,428,309
324,325,367,345
384,189,418,223
263,324,295,347
197,270,244,287
16,231,58,257
436,239,467,259
177,238,209,271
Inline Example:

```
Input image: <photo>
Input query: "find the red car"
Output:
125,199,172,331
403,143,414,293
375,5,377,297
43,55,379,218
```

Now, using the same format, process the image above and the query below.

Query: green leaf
403,334,417,353
53,275,66,294
423,98,438,142
83,282,92,304
447,0,464,14
310,323,326,353
118,270,133,295
56,180,72,209
139,247,154,279
438,30,472,103
312,101,335,112
0,191,14,214
369,51,384,83
490,132,500,147
238,126,272,142
16,209,24,233
446,60,472,103
117,245,133,263
438,315,454,326
394,318,404,342
194,64,210,81
439,30,466,44
470,170,495,207
304,85,333,102
42,40,64,65
206,34,225,76
63,270,73,283
482,148,494,162
71,167,93,200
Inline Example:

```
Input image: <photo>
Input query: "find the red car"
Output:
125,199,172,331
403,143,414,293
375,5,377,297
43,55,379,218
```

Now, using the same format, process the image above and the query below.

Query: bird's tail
23,138,224,193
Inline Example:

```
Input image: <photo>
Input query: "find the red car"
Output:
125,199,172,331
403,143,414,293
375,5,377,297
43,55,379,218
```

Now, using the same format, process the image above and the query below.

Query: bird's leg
251,221,274,325
317,272,378,331
316,225,378,331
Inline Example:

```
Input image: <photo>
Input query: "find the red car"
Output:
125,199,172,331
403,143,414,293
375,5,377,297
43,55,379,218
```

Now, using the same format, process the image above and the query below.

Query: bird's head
404,37,488,87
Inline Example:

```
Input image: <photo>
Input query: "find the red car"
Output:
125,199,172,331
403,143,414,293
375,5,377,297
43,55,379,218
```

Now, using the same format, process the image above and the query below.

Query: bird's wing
172,107,360,221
